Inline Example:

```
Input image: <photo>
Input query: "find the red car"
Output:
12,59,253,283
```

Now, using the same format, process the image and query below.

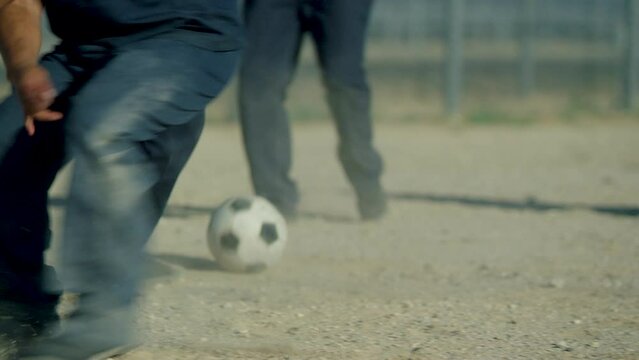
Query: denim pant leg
238,0,304,214
0,52,73,300
309,0,384,198
0,94,24,159
147,112,205,223
59,39,237,316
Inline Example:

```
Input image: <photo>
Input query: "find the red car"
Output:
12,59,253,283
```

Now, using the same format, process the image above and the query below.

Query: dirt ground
27,121,639,359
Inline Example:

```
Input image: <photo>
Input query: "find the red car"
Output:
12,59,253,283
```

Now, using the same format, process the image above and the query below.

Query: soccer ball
207,196,288,273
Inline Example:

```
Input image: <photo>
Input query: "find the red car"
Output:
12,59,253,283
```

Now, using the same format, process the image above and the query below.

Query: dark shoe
266,199,298,221
0,269,61,342
17,307,138,360
18,337,136,360
0,299,60,337
357,189,388,221
0,264,63,304
0,298,60,360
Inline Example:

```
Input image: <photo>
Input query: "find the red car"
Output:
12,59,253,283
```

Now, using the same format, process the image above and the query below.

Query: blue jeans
238,0,384,215
0,37,237,312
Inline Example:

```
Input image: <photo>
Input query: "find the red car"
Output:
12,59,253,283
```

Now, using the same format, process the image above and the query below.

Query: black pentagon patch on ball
220,233,240,252
260,223,279,245
230,198,252,212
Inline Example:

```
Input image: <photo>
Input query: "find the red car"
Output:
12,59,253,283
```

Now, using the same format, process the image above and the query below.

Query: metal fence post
622,0,638,110
520,0,536,97
445,0,465,119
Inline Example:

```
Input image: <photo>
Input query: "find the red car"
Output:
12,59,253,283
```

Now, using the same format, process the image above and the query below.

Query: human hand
10,65,63,136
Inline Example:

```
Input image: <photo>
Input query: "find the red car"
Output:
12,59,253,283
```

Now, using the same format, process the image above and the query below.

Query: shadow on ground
49,197,358,223
152,253,219,272
389,191,639,218
144,256,178,279
296,211,356,223
51,192,638,220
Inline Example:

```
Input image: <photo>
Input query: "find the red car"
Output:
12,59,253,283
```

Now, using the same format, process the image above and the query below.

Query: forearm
0,0,43,83
0,0,15,9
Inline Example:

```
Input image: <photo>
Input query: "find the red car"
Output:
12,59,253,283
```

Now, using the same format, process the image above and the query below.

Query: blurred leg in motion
239,0,304,218
309,0,387,220
16,38,237,358
0,50,74,342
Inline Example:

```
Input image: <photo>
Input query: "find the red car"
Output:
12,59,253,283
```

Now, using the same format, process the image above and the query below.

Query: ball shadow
152,253,220,272
296,211,357,223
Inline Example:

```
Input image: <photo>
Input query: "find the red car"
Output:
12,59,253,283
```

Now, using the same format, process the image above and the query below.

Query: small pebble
553,340,573,352
549,278,565,289
222,302,233,309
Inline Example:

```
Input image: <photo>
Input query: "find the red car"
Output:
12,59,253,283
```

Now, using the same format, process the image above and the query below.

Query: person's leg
238,0,304,218
147,112,205,222
20,38,237,357
0,50,74,339
308,0,387,220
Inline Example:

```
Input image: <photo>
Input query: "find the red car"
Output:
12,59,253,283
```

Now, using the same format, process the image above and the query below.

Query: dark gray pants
238,0,384,214
0,37,237,322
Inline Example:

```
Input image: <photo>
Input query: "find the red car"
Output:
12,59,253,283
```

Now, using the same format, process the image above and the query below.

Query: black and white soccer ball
207,196,288,273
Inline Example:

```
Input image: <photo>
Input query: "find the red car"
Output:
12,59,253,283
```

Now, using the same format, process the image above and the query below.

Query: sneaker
0,298,59,338
17,337,136,360
0,298,60,360
0,269,61,342
18,306,138,360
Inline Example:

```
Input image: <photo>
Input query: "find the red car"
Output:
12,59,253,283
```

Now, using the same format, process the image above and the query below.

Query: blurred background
216,0,639,125
1,0,637,125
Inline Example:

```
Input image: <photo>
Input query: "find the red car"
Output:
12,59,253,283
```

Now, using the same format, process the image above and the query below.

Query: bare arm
0,0,42,80
0,0,62,135
0,0,15,10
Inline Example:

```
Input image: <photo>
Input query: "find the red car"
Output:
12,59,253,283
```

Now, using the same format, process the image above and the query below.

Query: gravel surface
5,122,638,359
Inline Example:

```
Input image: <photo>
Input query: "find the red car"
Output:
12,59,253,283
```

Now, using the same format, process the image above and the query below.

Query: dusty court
32,121,639,359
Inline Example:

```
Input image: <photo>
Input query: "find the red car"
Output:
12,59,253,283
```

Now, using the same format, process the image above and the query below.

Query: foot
266,198,298,221
0,299,60,336
0,298,60,359
0,270,61,342
17,307,138,360
357,189,388,221
18,336,136,360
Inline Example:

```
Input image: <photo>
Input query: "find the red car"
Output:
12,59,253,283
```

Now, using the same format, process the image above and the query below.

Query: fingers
24,110,64,136
34,109,64,121
25,116,35,136
14,65,65,136
15,65,61,120
22,88,58,115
